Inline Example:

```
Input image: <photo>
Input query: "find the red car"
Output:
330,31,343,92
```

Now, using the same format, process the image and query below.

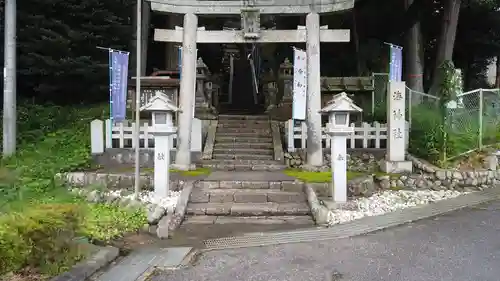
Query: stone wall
284,149,383,172
406,154,500,190
308,174,376,198
93,149,202,168
58,171,185,191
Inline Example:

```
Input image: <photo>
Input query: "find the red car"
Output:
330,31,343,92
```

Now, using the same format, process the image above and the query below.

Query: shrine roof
148,0,354,15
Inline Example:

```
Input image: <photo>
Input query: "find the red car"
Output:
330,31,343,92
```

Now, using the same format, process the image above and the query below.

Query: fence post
479,89,483,149
131,122,138,149
374,122,381,149
90,119,104,154
105,119,112,148
301,121,307,149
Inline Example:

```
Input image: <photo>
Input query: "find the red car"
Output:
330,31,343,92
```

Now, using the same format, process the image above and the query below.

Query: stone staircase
184,171,314,225
201,114,286,171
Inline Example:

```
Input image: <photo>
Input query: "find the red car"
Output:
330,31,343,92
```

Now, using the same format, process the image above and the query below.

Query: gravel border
50,246,120,281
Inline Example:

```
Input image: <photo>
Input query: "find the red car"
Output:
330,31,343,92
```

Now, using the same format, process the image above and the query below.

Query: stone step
213,148,274,156
186,202,311,216
217,122,270,128
184,215,314,225
215,136,273,143
216,127,271,134
212,153,274,161
216,131,272,138
195,179,302,191
198,160,286,171
190,189,306,203
213,142,273,149
218,115,269,121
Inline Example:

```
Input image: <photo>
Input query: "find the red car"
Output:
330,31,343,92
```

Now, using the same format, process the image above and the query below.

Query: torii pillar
305,12,323,167
173,13,198,170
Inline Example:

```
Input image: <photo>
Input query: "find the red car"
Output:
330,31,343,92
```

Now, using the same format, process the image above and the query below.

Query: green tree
0,0,134,104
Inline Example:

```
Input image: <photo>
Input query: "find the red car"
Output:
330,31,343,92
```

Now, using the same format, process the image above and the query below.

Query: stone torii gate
150,0,355,170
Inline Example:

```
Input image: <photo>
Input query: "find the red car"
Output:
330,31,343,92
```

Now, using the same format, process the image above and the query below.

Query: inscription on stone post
387,82,406,161
157,152,165,160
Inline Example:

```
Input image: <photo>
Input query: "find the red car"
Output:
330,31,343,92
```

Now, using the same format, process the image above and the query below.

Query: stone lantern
195,58,210,118
279,58,293,103
140,93,180,198
319,92,362,203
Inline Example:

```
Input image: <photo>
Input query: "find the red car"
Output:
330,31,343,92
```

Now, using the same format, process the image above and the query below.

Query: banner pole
109,50,113,149
134,0,142,200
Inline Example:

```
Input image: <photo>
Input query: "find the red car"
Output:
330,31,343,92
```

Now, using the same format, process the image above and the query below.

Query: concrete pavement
151,200,500,281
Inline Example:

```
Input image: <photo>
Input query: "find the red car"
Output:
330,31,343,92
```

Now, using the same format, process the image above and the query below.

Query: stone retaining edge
270,121,284,162
304,184,330,225
50,245,120,281
407,153,500,188
201,120,218,160
167,181,195,236
56,172,182,191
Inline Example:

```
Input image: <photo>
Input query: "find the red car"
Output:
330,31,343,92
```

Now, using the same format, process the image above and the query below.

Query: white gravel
104,189,181,209
327,189,467,226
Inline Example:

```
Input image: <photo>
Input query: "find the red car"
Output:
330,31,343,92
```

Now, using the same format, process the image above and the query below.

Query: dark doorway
218,44,265,115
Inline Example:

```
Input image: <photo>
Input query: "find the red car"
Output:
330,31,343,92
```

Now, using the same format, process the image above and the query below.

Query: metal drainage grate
203,188,500,250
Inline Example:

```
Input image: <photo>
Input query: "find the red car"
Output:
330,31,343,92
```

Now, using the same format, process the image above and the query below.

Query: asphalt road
152,200,500,281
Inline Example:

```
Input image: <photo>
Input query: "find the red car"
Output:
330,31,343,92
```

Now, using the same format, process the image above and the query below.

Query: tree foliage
0,0,499,103
0,0,134,104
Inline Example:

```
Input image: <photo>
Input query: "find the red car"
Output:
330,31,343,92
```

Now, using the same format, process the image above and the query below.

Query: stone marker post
320,92,362,203
380,81,412,173
140,93,179,198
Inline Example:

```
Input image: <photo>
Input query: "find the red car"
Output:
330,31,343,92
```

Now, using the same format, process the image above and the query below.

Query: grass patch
373,172,402,179
81,203,146,242
94,167,212,177
284,169,366,183
170,167,211,177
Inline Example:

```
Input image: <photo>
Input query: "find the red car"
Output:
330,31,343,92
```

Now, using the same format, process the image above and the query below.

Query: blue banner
389,45,403,82
110,51,129,122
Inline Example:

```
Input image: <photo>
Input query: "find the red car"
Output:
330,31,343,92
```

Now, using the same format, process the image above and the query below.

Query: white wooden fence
90,118,202,154
285,119,409,152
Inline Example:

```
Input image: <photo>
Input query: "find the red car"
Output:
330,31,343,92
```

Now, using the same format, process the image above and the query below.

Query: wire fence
405,87,500,161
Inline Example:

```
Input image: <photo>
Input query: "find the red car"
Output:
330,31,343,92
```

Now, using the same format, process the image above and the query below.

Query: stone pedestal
305,12,323,167
154,135,170,198
331,135,348,202
174,13,198,170
380,81,412,173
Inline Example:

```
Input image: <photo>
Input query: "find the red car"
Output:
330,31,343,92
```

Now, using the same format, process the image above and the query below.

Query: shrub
81,203,146,242
0,203,83,275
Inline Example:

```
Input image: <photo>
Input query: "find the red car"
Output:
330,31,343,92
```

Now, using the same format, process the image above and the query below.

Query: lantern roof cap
140,92,180,112
320,92,362,113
